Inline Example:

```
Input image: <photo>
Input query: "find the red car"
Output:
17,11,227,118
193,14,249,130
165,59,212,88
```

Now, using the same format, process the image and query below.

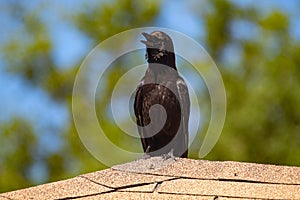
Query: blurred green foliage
0,118,37,192
1,0,300,193
201,0,300,166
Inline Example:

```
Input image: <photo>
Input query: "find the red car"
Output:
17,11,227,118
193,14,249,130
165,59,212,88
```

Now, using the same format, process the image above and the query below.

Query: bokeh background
1,0,300,193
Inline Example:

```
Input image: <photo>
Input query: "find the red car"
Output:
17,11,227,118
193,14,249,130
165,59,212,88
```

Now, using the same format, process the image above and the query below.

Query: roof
1,157,300,199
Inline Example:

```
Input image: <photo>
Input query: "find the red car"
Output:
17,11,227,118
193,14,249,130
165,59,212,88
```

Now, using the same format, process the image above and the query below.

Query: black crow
134,31,190,158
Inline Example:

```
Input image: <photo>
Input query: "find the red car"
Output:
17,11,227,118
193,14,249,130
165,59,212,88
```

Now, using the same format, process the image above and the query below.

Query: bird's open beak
140,32,156,47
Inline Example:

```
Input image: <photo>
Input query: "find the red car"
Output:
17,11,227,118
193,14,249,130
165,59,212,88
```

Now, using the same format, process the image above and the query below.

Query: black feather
134,31,190,158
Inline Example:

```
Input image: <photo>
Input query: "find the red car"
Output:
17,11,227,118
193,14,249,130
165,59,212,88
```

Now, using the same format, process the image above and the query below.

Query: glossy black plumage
134,31,190,158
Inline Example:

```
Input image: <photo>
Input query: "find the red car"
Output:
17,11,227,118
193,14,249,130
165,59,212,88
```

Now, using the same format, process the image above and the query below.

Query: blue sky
0,0,300,157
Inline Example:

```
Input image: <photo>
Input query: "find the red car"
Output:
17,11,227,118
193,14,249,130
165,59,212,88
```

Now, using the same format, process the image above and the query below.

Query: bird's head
141,31,175,64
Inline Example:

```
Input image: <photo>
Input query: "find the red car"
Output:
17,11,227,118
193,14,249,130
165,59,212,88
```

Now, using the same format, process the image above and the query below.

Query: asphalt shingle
80,168,175,188
2,176,112,200
2,158,300,200
158,178,300,199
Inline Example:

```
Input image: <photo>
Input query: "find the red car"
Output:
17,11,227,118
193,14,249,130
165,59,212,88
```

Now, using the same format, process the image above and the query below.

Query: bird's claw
141,153,151,159
162,149,178,161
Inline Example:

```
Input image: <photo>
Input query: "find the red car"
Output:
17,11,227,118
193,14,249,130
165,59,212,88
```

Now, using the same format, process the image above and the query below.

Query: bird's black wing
176,76,190,157
134,78,148,152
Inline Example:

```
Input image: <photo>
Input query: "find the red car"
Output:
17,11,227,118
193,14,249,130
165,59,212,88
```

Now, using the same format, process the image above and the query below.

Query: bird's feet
141,153,151,159
140,145,151,159
162,149,178,161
